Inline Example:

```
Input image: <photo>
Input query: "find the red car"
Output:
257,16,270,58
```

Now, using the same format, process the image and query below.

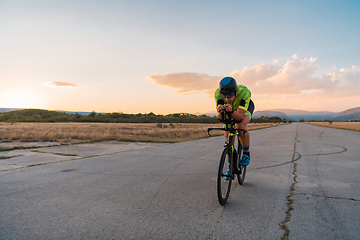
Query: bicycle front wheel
217,147,232,206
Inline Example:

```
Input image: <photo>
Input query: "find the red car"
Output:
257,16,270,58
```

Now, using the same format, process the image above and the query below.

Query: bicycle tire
217,147,232,206
237,141,247,185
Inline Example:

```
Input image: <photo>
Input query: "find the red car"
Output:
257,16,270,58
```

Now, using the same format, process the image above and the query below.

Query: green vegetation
0,109,218,123
0,109,288,123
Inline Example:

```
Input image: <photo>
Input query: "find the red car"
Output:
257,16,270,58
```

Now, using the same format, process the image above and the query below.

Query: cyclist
215,77,255,177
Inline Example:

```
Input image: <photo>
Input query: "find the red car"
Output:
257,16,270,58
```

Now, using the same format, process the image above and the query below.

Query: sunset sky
1,0,359,114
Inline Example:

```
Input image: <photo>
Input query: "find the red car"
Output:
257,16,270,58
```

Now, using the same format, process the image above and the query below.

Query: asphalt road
0,123,359,239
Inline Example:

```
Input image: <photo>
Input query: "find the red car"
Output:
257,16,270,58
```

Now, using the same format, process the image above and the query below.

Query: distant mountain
269,109,336,116
202,109,336,121
267,109,337,121
57,110,93,115
0,108,24,113
199,111,217,117
330,107,360,121
252,111,290,120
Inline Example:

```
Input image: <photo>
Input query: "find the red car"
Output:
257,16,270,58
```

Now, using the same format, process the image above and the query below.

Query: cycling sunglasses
221,91,235,99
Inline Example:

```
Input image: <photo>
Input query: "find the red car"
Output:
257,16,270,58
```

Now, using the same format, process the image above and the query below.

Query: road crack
280,124,299,240
31,150,79,157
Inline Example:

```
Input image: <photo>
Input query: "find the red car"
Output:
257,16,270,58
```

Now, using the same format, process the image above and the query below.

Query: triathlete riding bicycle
215,77,255,173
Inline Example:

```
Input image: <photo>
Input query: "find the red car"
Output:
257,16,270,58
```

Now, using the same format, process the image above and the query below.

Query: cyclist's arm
217,104,244,122
231,86,251,121
216,104,225,121
215,88,226,121
221,105,245,121
230,107,246,121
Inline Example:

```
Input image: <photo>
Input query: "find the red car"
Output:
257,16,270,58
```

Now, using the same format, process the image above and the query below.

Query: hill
0,107,93,115
0,109,219,123
330,107,360,121
2,107,359,122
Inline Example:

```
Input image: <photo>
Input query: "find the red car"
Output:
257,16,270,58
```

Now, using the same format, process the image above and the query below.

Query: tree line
0,109,288,123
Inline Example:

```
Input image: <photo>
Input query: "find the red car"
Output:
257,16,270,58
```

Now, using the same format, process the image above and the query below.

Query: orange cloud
150,54,360,98
149,72,221,97
45,82,77,88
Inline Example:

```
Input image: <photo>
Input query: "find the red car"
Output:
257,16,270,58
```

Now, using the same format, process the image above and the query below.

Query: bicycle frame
208,125,247,179
227,131,237,179
208,119,248,205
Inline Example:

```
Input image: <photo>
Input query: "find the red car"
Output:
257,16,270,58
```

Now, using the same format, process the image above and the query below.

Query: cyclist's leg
223,131,229,144
236,114,251,166
238,99,254,153
235,115,250,152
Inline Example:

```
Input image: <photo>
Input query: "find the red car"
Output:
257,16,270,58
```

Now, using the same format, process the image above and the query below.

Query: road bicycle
208,118,248,206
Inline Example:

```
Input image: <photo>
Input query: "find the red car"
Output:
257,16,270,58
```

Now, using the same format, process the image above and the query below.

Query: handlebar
217,109,243,123
219,111,232,124
207,127,248,137
209,108,247,136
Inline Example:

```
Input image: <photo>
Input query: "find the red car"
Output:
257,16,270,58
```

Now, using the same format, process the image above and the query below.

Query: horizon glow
1,0,359,114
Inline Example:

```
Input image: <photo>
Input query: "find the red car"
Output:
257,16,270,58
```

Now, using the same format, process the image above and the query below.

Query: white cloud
327,66,360,96
230,54,337,95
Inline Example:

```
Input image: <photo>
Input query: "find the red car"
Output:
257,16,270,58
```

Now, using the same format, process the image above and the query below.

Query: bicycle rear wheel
217,148,232,206
237,141,247,185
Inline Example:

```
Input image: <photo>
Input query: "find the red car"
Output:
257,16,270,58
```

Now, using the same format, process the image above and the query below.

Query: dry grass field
307,122,360,132
0,122,285,144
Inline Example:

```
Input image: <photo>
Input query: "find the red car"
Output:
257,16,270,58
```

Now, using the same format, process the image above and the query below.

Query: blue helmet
219,77,237,96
